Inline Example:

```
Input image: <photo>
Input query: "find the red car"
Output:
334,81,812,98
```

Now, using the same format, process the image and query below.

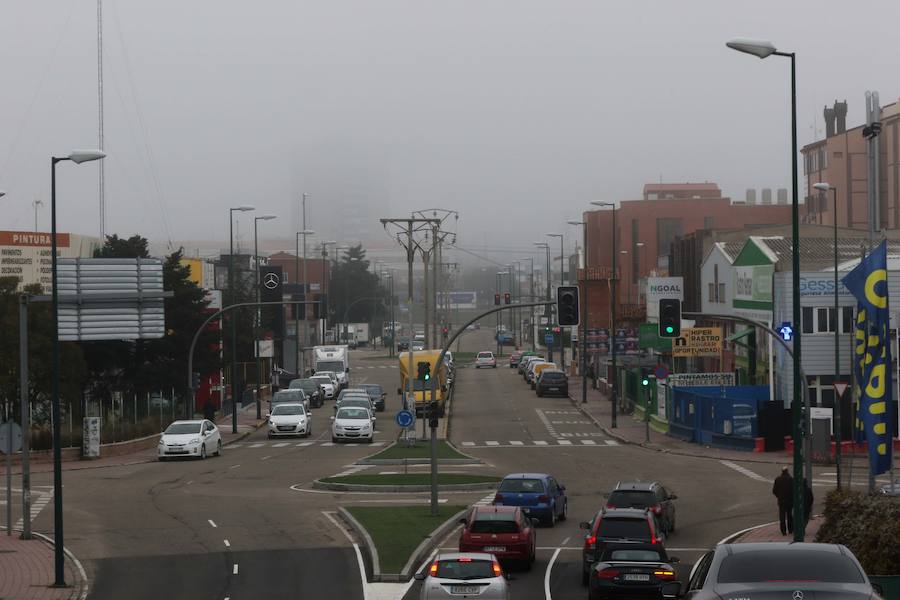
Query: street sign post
544,334,554,346
395,409,414,429
0,421,22,537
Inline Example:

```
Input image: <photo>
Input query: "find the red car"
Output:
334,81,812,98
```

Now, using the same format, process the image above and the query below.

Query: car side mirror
579,521,591,530
265,413,270,419
413,572,426,581
346,368,350,373
371,417,376,422
661,581,682,599
559,485,566,491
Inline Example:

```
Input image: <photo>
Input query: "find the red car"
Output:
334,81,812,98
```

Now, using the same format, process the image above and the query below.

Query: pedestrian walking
203,400,216,422
803,478,814,527
772,466,794,535
588,362,597,389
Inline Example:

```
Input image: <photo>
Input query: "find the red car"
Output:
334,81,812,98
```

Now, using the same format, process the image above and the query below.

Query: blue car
493,473,568,526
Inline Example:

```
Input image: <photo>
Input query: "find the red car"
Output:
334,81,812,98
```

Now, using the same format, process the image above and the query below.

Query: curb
717,520,780,545
399,508,467,581
567,391,793,466
338,507,381,581
312,479,499,493
0,527,89,600
357,457,482,466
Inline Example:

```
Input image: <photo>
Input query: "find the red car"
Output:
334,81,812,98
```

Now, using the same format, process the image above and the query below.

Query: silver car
415,552,509,600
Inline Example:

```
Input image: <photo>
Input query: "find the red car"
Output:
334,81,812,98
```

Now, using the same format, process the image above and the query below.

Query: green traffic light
641,378,649,386
665,326,674,334
424,374,430,381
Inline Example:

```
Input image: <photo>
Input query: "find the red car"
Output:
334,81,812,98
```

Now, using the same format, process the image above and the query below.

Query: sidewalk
567,377,794,465
0,532,87,600
732,514,823,543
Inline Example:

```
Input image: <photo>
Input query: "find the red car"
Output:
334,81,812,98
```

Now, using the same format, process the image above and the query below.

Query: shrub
815,488,900,575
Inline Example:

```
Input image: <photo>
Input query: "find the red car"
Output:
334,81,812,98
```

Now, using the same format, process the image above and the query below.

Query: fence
668,385,769,450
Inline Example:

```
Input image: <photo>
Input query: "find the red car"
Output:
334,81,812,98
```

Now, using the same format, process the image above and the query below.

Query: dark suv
579,508,665,585
536,369,568,397
606,482,677,535
289,378,324,408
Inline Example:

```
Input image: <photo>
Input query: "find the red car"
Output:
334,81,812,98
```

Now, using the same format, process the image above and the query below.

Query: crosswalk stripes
604,440,620,446
580,439,596,445
272,442,290,447
296,441,315,447
557,440,573,445
461,442,476,447
533,440,548,446
485,441,500,446
509,440,524,446
452,439,617,448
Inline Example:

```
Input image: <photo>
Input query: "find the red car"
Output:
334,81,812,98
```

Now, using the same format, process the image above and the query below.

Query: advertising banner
668,372,735,387
672,327,722,358
646,277,683,319
82,416,101,458
0,231,98,293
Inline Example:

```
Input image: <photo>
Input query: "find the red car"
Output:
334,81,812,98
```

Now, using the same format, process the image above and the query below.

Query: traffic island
313,472,500,492
358,440,481,465
340,505,467,581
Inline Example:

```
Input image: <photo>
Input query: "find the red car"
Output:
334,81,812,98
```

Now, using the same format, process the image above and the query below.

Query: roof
433,552,497,562
643,182,720,192
472,505,518,516
755,237,900,271
720,542,844,554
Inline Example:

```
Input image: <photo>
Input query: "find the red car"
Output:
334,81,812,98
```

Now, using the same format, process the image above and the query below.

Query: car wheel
530,383,535,390
492,365,497,369
582,567,590,586
549,506,557,527
215,440,222,456
200,444,207,460
267,433,273,439
366,437,373,444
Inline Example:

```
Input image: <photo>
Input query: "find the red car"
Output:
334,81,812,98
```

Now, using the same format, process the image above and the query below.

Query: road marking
604,440,620,446
509,440,524,446
322,442,335,447
544,544,564,600
14,487,53,530
485,441,499,446
273,442,290,447
224,539,230,547
228,443,243,448
720,460,768,482
580,439,596,445
534,440,548,445
354,498,449,504
261,455,271,460
535,408,561,438
233,564,238,574
228,464,240,469
186,480,194,485
461,442,475,446
557,440,572,445
296,441,315,446
249,443,264,448
475,493,495,506
208,519,217,528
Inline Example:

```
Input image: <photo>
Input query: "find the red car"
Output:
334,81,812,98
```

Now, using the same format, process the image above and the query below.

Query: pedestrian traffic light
658,298,681,338
192,372,201,389
494,293,501,306
417,361,431,382
504,292,511,305
641,376,650,386
556,285,579,326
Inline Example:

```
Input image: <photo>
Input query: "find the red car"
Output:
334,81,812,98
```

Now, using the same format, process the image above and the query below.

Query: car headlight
189,438,201,444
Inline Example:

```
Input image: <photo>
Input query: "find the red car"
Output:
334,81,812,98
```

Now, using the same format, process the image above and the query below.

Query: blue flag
841,240,893,475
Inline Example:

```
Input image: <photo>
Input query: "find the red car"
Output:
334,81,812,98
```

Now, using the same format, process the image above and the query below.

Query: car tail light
584,535,596,548
596,568,620,579
492,561,502,576
458,557,472,562
494,494,503,503
605,503,616,509
653,570,676,581
538,495,550,503
428,561,438,577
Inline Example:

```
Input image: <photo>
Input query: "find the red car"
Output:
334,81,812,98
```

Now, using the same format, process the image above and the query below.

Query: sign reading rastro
671,327,723,357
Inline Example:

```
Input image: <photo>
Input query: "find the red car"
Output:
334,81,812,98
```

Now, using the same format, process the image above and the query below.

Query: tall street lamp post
522,256,536,351
320,241,337,343
568,220,588,403
728,37,804,541
815,182,843,488
547,233,565,371
253,214,277,420
50,149,106,586
229,205,255,434
591,201,617,428
295,228,315,375
534,242,551,360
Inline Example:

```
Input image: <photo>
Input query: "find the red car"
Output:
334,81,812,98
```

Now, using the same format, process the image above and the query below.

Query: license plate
623,574,650,581
450,586,480,594
482,546,505,552
548,387,559,391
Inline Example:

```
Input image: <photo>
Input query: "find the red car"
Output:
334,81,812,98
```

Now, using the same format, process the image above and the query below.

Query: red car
458,505,537,569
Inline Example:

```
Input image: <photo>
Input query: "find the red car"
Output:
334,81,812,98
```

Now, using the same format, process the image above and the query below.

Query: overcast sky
2,1,899,262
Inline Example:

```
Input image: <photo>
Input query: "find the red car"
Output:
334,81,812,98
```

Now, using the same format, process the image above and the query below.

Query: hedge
815,488,900,575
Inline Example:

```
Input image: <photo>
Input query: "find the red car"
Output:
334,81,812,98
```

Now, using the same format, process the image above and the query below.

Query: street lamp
534,242,552,362
496,270,509,356
729,36,804,541
547,233,565,371
568,220,589,403
591,201,617,428
50,148,105,586
521,256,536,351
814,181,843,488
295,228,315,375
228,204,255,435
253,214,277,420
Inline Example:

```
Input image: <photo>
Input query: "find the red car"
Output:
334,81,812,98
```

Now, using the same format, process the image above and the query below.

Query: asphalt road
32,336,819,600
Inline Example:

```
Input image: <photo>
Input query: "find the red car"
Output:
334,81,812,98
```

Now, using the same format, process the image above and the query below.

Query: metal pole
19,294,31,539
496,273,501,357
295,231,300,373
611,205,618,428
545,244,552,363
529,257,535,351
6,416,11,536
301,193,308,373
254,218,261,421
558,235,565,372
229,209,239,435
582,222,588,404
432,227,439,348
49,157,66,585
832,187,842,489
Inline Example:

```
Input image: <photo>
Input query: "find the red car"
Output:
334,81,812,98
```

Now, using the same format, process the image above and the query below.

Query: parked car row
515,354,568,397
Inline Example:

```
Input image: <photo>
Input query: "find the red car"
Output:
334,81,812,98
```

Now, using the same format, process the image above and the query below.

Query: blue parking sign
395,410,414,429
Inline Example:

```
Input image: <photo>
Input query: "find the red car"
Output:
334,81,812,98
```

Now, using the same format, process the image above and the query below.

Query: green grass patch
346,505,466,573
369,440,470,460
322,473,500,486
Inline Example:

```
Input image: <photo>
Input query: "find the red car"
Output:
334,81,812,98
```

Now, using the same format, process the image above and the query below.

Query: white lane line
229,464,241,469
557,440,572,445
534,440,548,445
208,519,217,528
485,441,500,446
297,441,315,446
261,455,272,461
535,408,561,439
322,442,335,447
509,440,524,446
371,441,386,446
580,440,597,445
604,440,620,446
461,442,475,447
224,539,230,547
720,460,768,482
233,564,239,574
273,442,290,447
544,544,564,600
249,443,265,448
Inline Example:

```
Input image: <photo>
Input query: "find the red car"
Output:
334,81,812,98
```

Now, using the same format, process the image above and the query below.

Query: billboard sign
668,372,735,387
646,277,683,319
0,231,99,293
671,327,722,358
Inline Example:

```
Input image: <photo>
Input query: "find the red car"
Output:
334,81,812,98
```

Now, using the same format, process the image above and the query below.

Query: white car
331,406,375,443
310,375,336,399
475,351,497,368
318,370,342,391
267,403,311,438
415,553,509,600
158,419,221,460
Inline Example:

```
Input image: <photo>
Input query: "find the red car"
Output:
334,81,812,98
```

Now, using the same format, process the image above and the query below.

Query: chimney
824,106,835,138
746,189,757,204
777,188,788,204
834,100,848,134
762,188,773,205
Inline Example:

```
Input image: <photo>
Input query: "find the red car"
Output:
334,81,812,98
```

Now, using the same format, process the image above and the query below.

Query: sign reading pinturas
671,327,722,357
667,372,735,387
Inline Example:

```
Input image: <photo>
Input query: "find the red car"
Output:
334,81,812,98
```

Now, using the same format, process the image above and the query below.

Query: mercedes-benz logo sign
792,591,804,600
263,272,280,290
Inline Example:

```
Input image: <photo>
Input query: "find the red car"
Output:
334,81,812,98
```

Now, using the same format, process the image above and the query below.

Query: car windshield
165,423,202,435
717,550,865,584
318,362,344,373
605,549,663,561
598,518,649,539
272,405,305,416
470,519,520,534
477,352,493,359
435,559,497,580
608,491,655,507
498,478,545,493
273,391,304,403
336,408,369,420
295,381,317,393
361,385,382,396
541,372,566,381
341,399,370,408
311,377,331,386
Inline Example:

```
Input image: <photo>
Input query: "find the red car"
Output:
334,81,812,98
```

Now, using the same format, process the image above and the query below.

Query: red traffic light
442,327,448,335
494,293,501,305
553,327,561,334
504,292,511,304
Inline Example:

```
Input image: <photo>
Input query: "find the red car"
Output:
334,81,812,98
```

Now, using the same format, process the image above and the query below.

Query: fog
1,0,899,263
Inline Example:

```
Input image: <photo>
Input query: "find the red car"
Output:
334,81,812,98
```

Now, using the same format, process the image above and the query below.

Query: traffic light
191,372,201,389
494,293,501,306
441,326,449,336
504,292,511,305
658,298,681,338
556,285,579,326
417,361,431,382
641,376,650,386
553,327,561,334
